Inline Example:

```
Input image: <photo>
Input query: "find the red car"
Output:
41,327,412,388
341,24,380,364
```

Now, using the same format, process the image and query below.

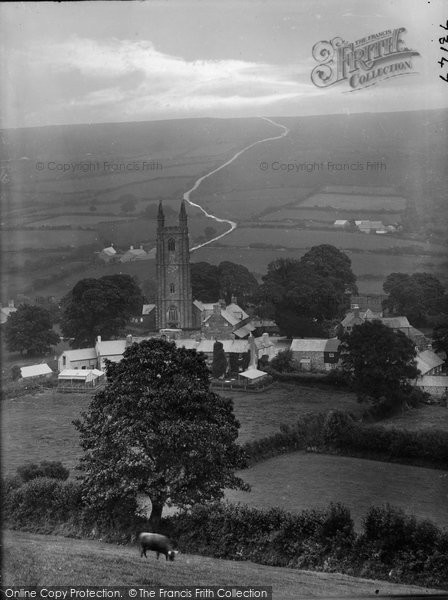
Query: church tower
156,201,194,330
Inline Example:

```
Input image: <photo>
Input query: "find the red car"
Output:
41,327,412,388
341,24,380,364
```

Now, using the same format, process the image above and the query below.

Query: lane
184,116,289,251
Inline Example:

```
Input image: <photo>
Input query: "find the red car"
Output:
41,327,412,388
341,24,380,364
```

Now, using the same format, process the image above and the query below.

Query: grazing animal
138,532,177,561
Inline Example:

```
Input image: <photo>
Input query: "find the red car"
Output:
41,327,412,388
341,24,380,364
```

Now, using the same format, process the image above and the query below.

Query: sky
1,0,447,128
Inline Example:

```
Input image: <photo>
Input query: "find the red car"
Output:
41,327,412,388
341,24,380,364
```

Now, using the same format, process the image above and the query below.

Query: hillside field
5,531,443,595
2,110,448,300
225,452,448,530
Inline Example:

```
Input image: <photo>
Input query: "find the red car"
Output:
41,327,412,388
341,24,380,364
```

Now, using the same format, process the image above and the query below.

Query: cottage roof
97,340,127,356
290,338,328,352
341,312,364,328
416,350,445,376
62,348,97,361
226,302,249,321
142,303,156,315
101,246,116,256
233,324,254,338
334,220,348,226
379,316,411,329
20,364,52,378
325,338,341,353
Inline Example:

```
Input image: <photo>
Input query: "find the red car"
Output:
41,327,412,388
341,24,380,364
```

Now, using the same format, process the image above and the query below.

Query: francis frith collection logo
311,28,420,91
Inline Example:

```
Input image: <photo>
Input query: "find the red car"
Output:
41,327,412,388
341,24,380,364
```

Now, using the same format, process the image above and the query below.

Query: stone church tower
156,201,194,330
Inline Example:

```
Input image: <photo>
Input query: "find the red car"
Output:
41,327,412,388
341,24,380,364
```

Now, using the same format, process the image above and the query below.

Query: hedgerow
3,470,448,588
242,410,448,470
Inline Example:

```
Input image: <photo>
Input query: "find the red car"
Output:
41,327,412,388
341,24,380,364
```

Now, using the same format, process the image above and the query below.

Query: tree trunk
149,502,164,531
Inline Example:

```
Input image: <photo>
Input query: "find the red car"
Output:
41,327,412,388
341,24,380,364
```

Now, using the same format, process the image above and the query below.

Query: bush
269,350,295,373
17,461,69,483
6,477,83,526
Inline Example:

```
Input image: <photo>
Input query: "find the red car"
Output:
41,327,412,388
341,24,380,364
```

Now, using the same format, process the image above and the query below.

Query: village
4,202,447,401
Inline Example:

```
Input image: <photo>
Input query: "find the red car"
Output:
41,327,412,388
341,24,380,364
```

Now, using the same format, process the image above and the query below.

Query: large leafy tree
340,320,418,400
433,322,448,357
191,262,221,302
74,339,248,528
301,244,358,294
258,248,356,336
191,261,259,306
5,304,59,356
61,275,143,347
383,272,447,325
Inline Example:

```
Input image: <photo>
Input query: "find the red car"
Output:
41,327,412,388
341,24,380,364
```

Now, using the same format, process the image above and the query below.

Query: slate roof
290,339,328,352
239,368,268,380
61,348,97,361
20,364,52,378
142,304,156,315
97,340,127,356
416,350,445,376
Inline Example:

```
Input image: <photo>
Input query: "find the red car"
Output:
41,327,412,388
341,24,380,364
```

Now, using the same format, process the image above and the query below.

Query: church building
156,201,196,330
155,201,255,338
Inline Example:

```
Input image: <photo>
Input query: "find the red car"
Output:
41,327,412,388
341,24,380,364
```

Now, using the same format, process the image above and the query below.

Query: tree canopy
191,261,259,305
340,320,418,400
258,246,356,336
74,339,248,528
5,304,59,356
383,272,448,325
61,274,143,347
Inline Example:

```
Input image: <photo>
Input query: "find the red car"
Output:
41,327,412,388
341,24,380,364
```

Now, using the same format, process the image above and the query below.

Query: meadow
216,226,442,252
260,208,403,224
1,383,361,475
4,530,439,595
300,193,407,211
225,452,448,530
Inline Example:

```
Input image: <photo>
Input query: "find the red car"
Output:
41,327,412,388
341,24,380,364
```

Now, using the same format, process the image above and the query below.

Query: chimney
130,245,134,250
8,299,14,308
231,295,237,304
140,245,144,250
262,332,269,344
213,303,221,315
126,334,133,347
96,335,101,343
219,298,226,309
353,304,360,318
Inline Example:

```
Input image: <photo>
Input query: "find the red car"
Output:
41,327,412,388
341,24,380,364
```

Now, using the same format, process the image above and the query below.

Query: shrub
269,350,295,373
17,461,69,483
6,477,83,526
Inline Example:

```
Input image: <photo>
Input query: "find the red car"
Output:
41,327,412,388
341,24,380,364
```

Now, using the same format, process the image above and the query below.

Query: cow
138,532,178,561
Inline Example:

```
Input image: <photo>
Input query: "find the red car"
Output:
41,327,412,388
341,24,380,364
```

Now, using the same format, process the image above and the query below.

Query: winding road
184,116,289,251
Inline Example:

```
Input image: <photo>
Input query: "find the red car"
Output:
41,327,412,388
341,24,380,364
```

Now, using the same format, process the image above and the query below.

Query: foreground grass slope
4,530,444,597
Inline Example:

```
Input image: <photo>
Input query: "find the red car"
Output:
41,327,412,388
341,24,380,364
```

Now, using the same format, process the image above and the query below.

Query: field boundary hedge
3,475,447,590
241,411,448,470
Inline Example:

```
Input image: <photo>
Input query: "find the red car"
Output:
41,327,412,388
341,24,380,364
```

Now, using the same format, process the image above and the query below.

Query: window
168,238,175,251
168,306,178,322
63,356,66,366
170,283,175,294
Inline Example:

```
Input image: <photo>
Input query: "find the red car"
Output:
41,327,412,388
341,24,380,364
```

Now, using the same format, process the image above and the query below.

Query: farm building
290,338,340,371
20,364,53,379
58,369,105,391
414,375,448,400
416,350,445,377
1,300,17,325
140,303,156,328
58,348,98,371
120,245,148,262
98,245,117,263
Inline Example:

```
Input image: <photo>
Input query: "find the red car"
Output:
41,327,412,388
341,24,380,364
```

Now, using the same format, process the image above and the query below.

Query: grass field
4,531,442,595
225,453,448,530
0,383,362,475
216,227,443,252
301,193,407,211
261,208,403,224
2,229,99,251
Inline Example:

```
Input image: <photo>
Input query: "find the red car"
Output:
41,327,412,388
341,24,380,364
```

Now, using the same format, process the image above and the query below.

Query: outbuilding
58,369,105,391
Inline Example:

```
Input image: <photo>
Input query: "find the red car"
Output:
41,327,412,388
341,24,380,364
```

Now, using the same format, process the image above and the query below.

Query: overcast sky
1,0,447,128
